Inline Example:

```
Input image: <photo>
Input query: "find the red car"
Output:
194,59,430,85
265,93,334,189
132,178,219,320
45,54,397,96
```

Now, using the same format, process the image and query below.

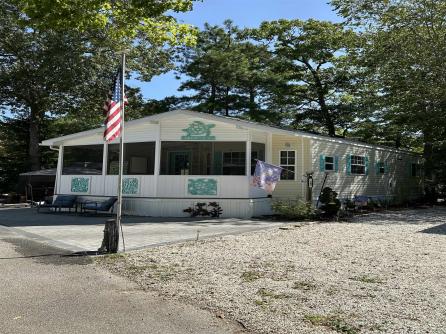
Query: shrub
272,199,315,220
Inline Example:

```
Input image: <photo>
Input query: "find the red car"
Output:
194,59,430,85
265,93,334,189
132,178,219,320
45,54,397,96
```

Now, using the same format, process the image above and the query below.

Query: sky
127,0,341,100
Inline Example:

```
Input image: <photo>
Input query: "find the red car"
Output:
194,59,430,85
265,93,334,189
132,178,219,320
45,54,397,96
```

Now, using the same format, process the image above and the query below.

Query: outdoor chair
81,197,117,214
37,195,77,213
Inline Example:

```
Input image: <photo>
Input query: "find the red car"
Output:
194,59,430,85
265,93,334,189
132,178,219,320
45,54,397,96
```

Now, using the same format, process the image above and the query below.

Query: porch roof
40,109,418,155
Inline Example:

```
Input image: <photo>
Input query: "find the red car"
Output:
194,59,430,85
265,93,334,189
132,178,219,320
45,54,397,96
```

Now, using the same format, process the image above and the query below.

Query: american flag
103,71,128,142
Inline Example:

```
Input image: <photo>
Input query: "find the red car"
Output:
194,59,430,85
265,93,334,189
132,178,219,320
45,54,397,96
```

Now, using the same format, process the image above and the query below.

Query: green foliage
252,19,360,136
0,0,195,191
304,314,359,334
331,0,446,182
272,199,315,220
14,0,197,47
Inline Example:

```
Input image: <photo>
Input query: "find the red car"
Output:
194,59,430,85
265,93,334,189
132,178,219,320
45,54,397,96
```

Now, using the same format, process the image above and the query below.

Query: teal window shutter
334,156,339,172
346,154,351,175
384,162,389,174
319,155,325,172
365,156,369,175
213,152,223,175
375,162,380,175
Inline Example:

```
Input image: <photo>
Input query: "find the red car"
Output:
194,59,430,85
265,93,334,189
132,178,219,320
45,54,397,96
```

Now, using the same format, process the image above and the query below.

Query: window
351,155,366,175
325,156,334,171
107,142,155,175
280,151,295,180
377,161,385,174
223,151,245,175
411,163,421,177
62,145,103,175
160,141,248,175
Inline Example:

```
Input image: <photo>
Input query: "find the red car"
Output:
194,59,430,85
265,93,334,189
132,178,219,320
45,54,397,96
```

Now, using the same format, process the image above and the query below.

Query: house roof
41,109,418,155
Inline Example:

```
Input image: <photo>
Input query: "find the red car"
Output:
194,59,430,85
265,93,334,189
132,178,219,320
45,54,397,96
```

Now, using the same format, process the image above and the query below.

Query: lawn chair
82,197,117,214
37,195,77,213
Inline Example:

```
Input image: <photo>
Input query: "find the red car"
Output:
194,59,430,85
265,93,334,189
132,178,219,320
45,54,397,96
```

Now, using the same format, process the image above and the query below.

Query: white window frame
377,161,385,175
279,150,296,180
351,155,366,175
324,156,335,172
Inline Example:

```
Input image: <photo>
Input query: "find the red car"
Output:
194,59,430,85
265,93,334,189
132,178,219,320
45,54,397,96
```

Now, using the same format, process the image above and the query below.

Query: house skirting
71,195,272,218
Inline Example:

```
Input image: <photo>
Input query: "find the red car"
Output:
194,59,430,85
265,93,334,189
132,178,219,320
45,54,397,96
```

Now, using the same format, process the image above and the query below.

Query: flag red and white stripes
103,72,128,142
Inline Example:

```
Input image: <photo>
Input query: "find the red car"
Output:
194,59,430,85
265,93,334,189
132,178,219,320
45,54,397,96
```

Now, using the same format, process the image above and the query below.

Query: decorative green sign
187,178,218,196
123,178,138,195
181,121,216,140
71,177,89,193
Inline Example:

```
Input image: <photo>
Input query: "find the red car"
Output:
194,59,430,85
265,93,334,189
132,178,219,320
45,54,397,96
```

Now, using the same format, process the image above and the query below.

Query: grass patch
350,275,384,284
96,252,126,265
293,280,317,291
304,314,360,334
241,271,264,282
257,288,290,299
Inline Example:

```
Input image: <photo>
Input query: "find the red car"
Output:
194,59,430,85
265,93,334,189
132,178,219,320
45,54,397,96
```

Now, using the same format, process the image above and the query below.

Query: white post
55,145,63,195
154,122,161,197
246,134,252,177
102,142,107,195
116,53,126,251
266,133,273,163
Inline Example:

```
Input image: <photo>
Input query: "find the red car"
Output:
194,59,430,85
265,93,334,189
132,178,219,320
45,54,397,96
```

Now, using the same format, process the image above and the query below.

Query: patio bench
81,197,117,214
37,195,77,213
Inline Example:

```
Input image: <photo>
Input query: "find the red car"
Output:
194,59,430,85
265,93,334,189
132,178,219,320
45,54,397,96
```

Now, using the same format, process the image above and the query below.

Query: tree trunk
249,88,256,116
423,131,434,181
209,84,216,114
28,106,42,171
225,86,230,116
303,60,336,136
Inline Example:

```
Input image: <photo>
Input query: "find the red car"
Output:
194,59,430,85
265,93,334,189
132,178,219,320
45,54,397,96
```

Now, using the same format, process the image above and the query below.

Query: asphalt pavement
0,226,244,334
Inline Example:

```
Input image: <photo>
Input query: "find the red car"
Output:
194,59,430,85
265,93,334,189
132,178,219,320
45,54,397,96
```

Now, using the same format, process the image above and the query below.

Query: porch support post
102,142,107,195
154,122,161,196
246,134,252,176
266,133,273,163
55,145,63,195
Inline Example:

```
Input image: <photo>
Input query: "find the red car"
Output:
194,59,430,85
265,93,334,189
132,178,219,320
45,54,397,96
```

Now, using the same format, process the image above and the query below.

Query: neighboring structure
41,110,423,218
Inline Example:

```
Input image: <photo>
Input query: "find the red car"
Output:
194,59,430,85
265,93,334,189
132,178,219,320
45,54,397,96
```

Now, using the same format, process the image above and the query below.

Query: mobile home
41,110,423,218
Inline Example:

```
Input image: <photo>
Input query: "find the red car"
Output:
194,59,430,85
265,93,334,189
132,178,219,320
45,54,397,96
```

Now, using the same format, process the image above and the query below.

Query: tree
253,19,360,136
331,0,446,180
0,0,197,175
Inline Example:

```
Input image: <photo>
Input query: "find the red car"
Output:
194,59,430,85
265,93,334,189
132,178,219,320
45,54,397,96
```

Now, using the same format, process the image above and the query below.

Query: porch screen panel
107,142,155,175
161,142,247,175
62,145,103,175
251,142,265,175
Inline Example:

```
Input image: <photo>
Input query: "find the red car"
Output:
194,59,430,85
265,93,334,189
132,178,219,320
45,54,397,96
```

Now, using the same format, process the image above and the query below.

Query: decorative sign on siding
187,178,218,196
181,121,216,140
71,177,89,193
123,177,139,195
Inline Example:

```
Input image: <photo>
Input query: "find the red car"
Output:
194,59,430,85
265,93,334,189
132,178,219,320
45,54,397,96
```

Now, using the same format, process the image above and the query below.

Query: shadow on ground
0,208,273,227
419,222,446,235
0,237,94,265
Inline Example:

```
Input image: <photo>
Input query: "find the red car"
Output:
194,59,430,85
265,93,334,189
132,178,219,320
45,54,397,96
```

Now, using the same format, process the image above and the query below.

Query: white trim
154,123,161,196
279,149,297,181
40,109,419,156
246,134,252,176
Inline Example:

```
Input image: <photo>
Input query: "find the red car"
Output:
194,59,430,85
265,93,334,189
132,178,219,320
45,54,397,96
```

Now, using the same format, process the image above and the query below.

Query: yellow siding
271,135,311,200
310,138,423,203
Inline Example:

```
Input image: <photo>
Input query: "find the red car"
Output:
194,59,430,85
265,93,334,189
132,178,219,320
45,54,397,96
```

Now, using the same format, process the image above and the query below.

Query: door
168,151,191,175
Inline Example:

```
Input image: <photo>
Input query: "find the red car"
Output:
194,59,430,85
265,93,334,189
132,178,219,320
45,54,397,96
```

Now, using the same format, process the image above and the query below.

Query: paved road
0,207,284,251
0,226,244,334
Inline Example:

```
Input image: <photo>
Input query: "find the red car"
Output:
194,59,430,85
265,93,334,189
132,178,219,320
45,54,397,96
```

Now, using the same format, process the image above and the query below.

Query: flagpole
116,52,126,252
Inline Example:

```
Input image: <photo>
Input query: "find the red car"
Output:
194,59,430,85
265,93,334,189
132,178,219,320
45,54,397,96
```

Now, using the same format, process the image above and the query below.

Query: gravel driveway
99,207,446,334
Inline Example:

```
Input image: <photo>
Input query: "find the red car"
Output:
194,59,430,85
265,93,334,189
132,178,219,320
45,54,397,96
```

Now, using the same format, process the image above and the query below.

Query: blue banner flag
251,160,283,194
